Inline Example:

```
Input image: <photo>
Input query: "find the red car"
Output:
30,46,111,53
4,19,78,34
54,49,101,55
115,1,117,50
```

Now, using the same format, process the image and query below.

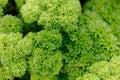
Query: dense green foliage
0,15,23,33
84,0,120,39
0,0,120,80
76,56,120,80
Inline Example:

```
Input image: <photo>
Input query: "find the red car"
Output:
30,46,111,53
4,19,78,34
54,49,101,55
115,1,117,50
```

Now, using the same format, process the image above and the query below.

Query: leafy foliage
0,15,23,33
21,0,81,32
0,0,120,80
84,0,120,39
27,30,62,80
77,56,120,80
60,11,119,80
